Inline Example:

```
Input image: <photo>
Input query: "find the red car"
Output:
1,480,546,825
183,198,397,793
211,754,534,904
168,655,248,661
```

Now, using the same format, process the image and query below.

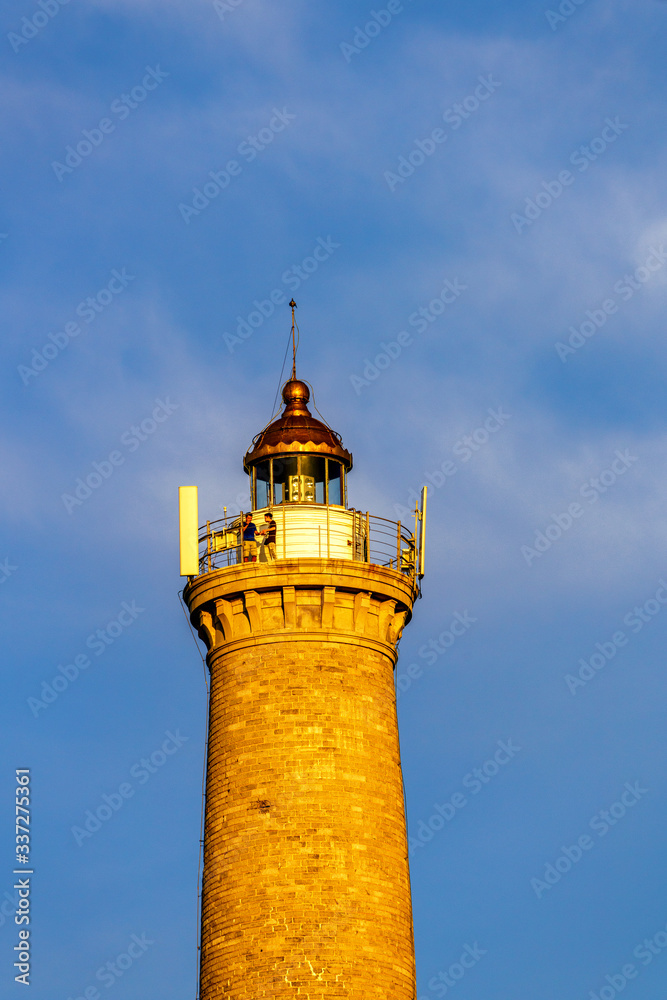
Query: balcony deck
197,504,417,584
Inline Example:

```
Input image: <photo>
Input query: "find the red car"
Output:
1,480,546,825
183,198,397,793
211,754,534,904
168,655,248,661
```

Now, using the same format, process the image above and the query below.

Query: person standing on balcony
260,512,277,561
241,512,259,562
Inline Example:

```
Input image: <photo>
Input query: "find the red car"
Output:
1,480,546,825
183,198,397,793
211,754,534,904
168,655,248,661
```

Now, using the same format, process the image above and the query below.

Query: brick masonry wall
187,561,417,998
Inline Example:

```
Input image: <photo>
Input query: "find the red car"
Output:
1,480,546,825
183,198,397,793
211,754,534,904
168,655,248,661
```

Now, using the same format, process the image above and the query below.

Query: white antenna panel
418,485,427,578
179,486,199,577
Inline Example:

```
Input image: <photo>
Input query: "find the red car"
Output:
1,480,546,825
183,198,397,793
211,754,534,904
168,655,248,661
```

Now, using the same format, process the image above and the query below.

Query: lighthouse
180,315,426,998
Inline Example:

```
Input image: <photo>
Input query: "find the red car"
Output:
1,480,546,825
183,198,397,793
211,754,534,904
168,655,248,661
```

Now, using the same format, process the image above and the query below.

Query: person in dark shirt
260,512,277,561
241,513,258,562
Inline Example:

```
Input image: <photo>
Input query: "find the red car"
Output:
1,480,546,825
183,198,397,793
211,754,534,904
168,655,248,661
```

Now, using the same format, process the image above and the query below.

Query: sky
2,0,667,997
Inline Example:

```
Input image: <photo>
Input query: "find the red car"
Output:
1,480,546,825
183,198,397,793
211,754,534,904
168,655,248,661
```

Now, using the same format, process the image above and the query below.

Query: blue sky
2,0,667,997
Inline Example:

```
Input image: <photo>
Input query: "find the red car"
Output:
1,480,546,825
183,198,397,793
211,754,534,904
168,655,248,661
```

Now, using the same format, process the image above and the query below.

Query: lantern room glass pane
255,461,270,509
328,462,342,505
300,456,325,503
272,456,298,503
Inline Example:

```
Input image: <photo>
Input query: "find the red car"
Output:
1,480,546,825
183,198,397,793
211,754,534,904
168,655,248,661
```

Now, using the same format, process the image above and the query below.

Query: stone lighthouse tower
181,336,426,998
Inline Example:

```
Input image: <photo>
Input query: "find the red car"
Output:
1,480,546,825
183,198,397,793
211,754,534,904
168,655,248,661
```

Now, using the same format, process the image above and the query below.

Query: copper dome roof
243,379,353,472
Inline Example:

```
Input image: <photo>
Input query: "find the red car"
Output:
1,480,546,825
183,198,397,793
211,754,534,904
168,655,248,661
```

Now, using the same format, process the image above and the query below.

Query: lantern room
243,378,353,509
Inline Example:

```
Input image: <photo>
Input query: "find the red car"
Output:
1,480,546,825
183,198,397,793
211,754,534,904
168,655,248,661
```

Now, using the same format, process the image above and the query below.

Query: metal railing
196,505,416,582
